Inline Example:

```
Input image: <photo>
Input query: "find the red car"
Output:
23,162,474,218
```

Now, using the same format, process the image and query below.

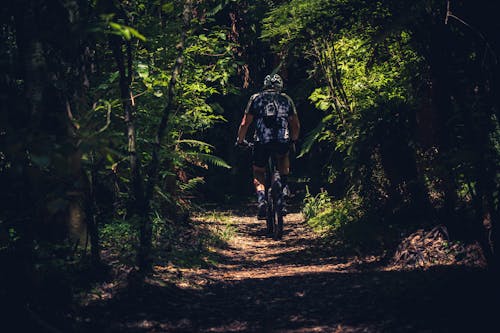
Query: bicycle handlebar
235,140,299,151
235,139,254,149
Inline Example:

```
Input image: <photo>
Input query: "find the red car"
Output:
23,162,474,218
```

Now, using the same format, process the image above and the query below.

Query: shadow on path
79,210,499,333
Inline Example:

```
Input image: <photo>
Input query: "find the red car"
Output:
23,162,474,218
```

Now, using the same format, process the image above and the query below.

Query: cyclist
236,74,300,219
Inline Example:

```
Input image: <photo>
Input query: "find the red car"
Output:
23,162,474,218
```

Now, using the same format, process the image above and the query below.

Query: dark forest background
1,0,499,330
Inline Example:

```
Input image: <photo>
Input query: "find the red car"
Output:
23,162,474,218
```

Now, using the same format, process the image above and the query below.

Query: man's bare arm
289,114,300,141
237,113,254,143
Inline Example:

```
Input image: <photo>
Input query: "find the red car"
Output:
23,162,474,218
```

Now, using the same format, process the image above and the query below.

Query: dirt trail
82,208,497,333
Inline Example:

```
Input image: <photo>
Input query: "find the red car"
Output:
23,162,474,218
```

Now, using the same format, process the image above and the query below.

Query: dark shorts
252,143,289,168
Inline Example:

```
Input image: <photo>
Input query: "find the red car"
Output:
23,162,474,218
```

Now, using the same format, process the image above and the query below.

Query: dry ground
79,207,499,333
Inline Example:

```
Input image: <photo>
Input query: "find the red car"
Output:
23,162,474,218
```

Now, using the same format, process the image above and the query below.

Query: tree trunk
109,34,151,272
83,153,102,265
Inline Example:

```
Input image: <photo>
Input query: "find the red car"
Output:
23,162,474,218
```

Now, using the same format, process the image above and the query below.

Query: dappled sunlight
78,208,496,332
3,1,499,332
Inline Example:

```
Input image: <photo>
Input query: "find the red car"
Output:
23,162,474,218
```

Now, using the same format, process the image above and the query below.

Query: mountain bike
265,151,284,240
237,141,285,240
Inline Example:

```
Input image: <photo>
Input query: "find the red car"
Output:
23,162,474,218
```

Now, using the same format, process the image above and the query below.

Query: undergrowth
302,186,362,233
98,209,236,269
302,187,403,255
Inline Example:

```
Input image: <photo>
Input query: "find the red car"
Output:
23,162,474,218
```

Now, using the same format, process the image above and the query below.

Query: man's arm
283,93,300,141
237,94,256,144
289,114,300,141
237,113,253,143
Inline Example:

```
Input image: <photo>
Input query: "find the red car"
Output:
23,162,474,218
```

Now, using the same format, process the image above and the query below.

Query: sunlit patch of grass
150,210,236,271
96,210,237,273
196,210,236,248
302,187,363,235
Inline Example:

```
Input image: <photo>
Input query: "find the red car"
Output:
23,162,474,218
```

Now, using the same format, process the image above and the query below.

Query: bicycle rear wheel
273,206,283,240
266,190,274,235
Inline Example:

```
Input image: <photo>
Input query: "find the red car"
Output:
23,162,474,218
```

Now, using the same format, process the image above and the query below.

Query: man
236,74,300,219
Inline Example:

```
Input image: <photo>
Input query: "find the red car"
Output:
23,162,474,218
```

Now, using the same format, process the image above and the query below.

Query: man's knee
276,155,290,175
252,166,265,191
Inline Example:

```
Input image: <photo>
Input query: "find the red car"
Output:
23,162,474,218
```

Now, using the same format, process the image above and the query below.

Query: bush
302,186,331,221
302,187,362,232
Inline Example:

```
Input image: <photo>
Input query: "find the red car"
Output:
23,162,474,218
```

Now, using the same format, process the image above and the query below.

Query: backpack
252,91,291,144
262,98,281,130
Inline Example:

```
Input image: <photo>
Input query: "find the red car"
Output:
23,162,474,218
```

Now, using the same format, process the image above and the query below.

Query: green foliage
302,186,331,221
2,0,500,310
310,197,363,231
301,33,421,157
262,0,427,215
206,211,236,246
126,12,236,206
109,22,147,41
303,187,362,233
100,220,139,260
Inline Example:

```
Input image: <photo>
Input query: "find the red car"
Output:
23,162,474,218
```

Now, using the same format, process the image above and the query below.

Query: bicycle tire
271,178,284,240
273,206,283,240
266,191,274,235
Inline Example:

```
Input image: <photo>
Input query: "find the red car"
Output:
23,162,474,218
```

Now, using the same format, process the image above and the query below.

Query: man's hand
234,138,248,147
235,139,253,150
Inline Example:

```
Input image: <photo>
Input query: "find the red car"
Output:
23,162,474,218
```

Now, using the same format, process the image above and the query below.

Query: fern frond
175,139,214,149
155,186,174,204
179,177,205,192
185,152,232,169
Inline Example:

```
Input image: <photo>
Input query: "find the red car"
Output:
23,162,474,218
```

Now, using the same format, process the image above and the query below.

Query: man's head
263,74,283,91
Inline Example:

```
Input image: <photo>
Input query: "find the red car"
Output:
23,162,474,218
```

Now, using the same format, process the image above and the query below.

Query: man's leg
253,165,266,209
277,151,291,214
252,145,268,219
276,153,290,176
277,148,290,191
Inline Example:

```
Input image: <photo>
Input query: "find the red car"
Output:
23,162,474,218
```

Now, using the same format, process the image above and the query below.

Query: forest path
82,207,497,333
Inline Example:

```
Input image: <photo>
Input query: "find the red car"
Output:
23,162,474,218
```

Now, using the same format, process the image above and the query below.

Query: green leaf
175,139,214,149
162,2,175,14
109,22,146,41
179,177,205,192
298,114,333,158
187,152,231,169
156,186,174,204
137,63,149,79
127,26,146,41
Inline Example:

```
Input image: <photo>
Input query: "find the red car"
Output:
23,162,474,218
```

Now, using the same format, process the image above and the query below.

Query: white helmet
263,74,283,91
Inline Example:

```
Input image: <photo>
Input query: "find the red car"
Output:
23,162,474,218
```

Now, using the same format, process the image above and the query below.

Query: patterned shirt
245,89,297,144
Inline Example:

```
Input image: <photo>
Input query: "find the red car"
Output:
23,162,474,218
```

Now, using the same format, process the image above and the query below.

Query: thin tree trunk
109,35,146,215
139,0,193,272
145,0,193,202
84,152,102,265
109,34,151,272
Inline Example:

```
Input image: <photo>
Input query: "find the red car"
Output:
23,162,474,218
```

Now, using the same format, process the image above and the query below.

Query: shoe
281,205,288,216
283,185,291,199
257,201,267,220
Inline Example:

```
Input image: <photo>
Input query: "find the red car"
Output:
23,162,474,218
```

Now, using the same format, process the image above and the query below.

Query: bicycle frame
236,140,285,240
